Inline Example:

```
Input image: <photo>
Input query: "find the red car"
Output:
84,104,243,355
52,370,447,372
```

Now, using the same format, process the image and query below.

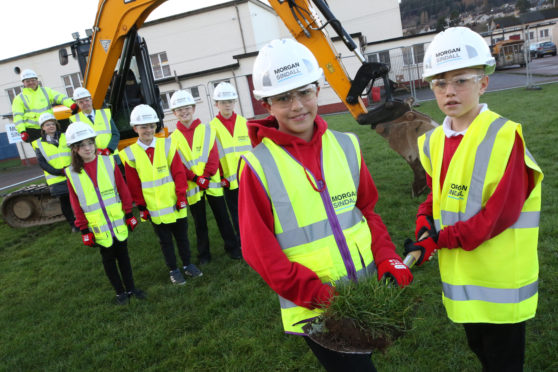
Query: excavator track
1,184,65,228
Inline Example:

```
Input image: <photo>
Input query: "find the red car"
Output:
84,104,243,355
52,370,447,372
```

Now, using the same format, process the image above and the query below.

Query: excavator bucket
349,62,438,197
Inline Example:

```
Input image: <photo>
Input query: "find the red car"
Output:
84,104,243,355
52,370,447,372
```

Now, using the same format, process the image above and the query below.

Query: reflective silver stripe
525,147,540,168
124,147,135,163
434,218,441,231
149,205,177,217
226,173,238,183
141,175,174,189
67,158,119,213
92,218,125,233
45,174,61,181
208,181,221,189
165,137,172,156
442,281,537,303
277,209,363,249
19,93,30,111
423,129,434,172
200,123,211,163
235,145,252,152
37,140,69,162
331,131,359,189
253,142,362,250
216,138,226,159
12,111,24,116
96,130,111,135
278,295,297,310
101,155,116,187
41,87,52,110
14,119,25,125
178,151,194,169
187,187,200,197
99,109,110,130
510,211,540,228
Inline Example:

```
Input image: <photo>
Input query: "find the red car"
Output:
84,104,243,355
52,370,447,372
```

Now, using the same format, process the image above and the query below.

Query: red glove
193,175,210,190
139,209,151,221
176,199,187,210
70,103,79,114
377,258,413,287
97,148,111,156
126,216,138,232
404,237,438,266
415,215,437,241
81,232,95,247
20,132,29,142
221,178,230,188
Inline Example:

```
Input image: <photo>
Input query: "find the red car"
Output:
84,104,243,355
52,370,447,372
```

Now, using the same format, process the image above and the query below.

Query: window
528,31,534,40
150,52,172,80
367,50,391,69
403,44,425,66
160,87,201,111
6,86,22,104
62,73,83,98
540,29,549,38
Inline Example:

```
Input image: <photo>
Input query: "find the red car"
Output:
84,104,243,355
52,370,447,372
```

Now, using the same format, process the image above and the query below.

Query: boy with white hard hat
69,87,120,156
65,121,145,305
238,38,412,371
169,90,241,265
120,104,202,285
12,69,78,143
403,27,543,370
209,82,252,247
32,113,75,231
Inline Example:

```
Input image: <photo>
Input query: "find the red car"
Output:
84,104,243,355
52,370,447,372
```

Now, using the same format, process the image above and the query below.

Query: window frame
150,51,172,80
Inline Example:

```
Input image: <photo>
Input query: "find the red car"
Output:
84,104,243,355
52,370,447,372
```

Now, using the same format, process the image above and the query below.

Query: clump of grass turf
305,277,420,352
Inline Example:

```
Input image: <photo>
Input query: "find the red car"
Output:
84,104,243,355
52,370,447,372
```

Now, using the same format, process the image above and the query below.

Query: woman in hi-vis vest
238,39,413,372
65,121,145,306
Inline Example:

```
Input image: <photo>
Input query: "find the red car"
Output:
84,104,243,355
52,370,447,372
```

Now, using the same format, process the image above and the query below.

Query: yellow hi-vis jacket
70,109,115,151
32,134,71,186
171,123,222,205
418,110,543,324
12,87,74,133
65,156,128,248
210,115,252,190
120,138,187,225
241,129,375,334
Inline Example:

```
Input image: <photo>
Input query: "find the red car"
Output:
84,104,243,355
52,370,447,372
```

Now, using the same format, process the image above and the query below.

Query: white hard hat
20,69,38,81
65,121,96,146
73,87,91,101
130,104,159,126
422,27,496,81
170,90,195,110
39,112,56,127
252,39,323,99
213,82,238,101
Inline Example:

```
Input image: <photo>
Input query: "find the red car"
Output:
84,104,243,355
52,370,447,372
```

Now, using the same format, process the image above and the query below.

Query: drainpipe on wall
173,70,182,90
231,70,245,117
235,3,247,54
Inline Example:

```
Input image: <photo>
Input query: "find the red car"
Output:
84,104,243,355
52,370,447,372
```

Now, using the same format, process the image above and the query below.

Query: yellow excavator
1,0,436,228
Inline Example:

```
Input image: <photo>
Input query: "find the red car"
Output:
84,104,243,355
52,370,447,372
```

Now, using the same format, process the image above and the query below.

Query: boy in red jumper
121,104,201,285
404,27,543,371
65,121,145,305
239,39,412,372
169,90,241,265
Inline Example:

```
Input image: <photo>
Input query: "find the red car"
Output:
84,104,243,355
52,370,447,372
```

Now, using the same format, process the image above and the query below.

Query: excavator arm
269,0,437,196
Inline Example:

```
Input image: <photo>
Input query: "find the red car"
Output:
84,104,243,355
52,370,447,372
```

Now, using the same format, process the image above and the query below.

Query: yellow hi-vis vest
12,86,73,132
120,138,187,225
65,156,128,248
70,109,114,150
171,123,223,205
241,129,375,334
418,110,543,324
32,134,71,186
210,115,252,190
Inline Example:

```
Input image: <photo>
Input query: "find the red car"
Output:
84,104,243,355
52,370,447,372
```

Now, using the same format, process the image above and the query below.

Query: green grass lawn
1,84,557,371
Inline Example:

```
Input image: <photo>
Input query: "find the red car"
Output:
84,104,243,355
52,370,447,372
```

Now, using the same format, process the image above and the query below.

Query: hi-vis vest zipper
65,156,127,248
32,134,71,186
171,123,222,205
120,137,186,225
242,130,375,334
418,110,543,323
210,115,252,190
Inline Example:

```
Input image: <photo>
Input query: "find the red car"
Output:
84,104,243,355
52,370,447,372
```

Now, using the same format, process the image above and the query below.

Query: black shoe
227,247,242,260
115,292,129,305
70,226,80,233
128,288,147,300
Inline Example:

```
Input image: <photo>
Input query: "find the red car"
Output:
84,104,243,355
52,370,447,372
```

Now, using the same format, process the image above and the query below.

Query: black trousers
151,217,191,271
304,336,377,372
223,187,240,246
189,194,238,261
59,193,75,227
463,322,526,372
99,239,135,295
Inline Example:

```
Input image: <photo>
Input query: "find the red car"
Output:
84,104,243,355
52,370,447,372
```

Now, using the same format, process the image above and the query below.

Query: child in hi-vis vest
65,121,145,305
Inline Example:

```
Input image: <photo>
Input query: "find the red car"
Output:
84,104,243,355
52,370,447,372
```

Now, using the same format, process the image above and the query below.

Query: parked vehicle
491,40,526,69
529,41,557,58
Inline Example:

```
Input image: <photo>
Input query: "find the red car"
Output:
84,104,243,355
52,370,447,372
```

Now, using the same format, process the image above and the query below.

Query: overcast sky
0,0,232,60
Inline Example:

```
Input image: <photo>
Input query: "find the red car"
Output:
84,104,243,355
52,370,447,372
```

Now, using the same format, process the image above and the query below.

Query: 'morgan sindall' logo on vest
448,183,468,200
435,47,463,65
274,62,301,82
331,191,356,210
